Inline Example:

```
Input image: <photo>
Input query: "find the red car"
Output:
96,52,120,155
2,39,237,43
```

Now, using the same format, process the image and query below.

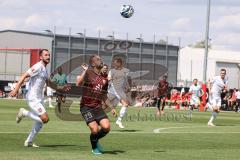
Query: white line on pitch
153,126,211,133
0,131,240,134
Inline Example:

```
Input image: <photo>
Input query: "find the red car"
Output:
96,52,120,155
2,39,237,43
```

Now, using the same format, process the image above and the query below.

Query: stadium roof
0,30,179,49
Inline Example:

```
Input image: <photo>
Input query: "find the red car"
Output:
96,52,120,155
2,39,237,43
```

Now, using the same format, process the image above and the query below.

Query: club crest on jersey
38,108,42,113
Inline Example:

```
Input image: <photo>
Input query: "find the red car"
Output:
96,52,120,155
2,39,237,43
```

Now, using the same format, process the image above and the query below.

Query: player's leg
24,102,49,147
156,97,162,115
208,98,220,126
16,101,45,124
116,98,129,128
48,95,54,108
80,106,102,154
88,121,102,154
160,98,166,114
61,94,66,103
92,106,110,153
56,94,62,113
96,118,110,152
236,99,240,112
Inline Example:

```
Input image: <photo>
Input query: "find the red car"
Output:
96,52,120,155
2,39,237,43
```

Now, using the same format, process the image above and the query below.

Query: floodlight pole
203,0,211,82
201,0,211,112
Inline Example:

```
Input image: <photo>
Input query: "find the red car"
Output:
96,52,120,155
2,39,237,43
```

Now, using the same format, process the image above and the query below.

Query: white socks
208,112,218,123
26,121,43,143
22,108,43,123
48,97,52,106
117,106,127,121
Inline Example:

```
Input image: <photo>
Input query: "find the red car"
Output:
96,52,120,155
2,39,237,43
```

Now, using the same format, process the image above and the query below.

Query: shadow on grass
41,144,87,148
115,129,141,132
154,150,166,153
216,124,236,126
103,150,126,155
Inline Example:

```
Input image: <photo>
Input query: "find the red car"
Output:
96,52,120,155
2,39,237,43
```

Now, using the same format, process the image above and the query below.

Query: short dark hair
89,54,98,66
113,57,123,65
221,68,226,72
103,64,108,68
39,49,49,56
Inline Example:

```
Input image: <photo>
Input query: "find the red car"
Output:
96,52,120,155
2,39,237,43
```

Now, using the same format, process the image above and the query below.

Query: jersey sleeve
125,68,130,76
225,77,229,86
189,86,193,92
210,77,216,84
26,63,41,77
64,74,68,83
52,75,57,83
108,69,113,79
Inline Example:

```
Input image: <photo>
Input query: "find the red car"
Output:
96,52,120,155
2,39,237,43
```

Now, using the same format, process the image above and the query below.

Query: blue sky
0,0,240,50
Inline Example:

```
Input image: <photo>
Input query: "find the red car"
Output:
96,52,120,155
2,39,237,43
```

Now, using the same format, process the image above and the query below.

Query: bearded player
9,49,70,147
76,55,116,155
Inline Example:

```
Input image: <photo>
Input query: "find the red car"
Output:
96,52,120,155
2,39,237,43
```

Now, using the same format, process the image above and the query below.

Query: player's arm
9,72,30,97
207,79,213,95
107,70,113,81
46,79,70,92
64,74,68,84
224,80,228,91
125,70,132,92
76,64,88,86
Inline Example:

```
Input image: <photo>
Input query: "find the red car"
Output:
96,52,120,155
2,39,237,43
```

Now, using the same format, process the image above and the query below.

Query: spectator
235,89,240,112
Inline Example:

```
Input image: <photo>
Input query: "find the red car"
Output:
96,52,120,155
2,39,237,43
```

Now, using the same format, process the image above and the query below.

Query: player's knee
90,127,99,134
102,125,110,132
40,115,49,123
42,117,49,123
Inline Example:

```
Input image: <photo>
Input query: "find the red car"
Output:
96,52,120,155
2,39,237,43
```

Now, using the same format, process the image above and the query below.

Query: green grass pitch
1,99,240,160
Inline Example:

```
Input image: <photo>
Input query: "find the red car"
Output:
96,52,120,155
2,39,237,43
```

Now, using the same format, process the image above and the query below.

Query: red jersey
158,80,169,96
171,92,178,101
80,69,108,108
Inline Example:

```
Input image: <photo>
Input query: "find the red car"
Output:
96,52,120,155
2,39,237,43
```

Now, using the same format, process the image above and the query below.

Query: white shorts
209,95,221,109
47,87,54,96
27,101,46,116
108,86,128,101
190,97,200,106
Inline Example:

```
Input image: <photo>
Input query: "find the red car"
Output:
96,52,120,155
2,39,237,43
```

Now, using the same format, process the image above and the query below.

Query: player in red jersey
156,75,170,115
76,55,113,155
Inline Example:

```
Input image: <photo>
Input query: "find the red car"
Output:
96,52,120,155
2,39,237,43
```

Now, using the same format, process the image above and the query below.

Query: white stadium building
178,47,240,89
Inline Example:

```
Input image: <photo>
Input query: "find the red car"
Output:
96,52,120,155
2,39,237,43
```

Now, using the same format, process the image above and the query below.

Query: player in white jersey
188,79,203,118
107,57,131,128
9,49,70,147
207,69,228,126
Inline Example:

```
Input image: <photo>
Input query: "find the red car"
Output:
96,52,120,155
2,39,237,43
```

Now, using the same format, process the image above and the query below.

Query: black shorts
56,92,66,97
80,105,108,125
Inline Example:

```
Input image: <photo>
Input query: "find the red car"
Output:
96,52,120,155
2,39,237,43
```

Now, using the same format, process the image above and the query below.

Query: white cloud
0,17,19,29
171,18,191,30
24,14,50,28
169,31,202,39
214,32,240,45
0,0,29,8
211,13,240,31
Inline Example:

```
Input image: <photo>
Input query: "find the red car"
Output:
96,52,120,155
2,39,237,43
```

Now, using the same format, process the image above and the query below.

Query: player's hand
111,109,118,117
61,84,71,92
9,89,18,97
81,64,88,71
